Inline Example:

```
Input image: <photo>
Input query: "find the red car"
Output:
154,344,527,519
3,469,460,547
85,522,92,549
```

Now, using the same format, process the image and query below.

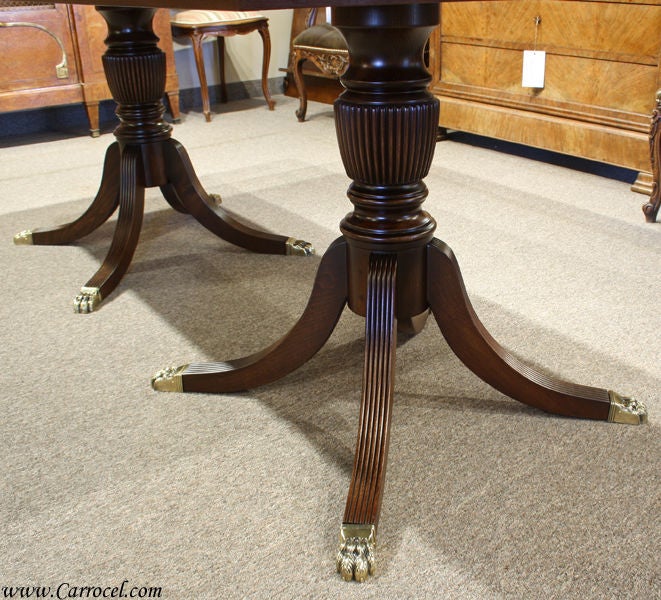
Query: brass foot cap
608,391,648,425
13,230,33,245
73,287,102,314
286,238,315,256
336,524,376,583
151,365,188,392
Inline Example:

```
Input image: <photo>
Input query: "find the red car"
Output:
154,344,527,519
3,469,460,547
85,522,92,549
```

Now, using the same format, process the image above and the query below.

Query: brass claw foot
13,230,33,245
608,391,648,425
73,287,102,313
151,365,188,392
286,238,315,256
336,524,376,583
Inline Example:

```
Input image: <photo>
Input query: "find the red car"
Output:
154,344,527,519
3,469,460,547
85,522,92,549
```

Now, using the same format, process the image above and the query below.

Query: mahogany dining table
14,0,648,583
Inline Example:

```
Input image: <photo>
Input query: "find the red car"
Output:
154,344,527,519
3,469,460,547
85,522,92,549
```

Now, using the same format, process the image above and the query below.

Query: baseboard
0,77,286,141
179,77,286,110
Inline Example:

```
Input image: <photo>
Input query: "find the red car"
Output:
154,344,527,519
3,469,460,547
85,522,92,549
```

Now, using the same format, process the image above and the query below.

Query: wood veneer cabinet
0,2,179,136
429,0,661,193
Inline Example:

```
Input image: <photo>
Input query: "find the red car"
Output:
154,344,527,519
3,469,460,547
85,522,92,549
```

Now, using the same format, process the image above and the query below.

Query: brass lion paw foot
336,524,376,583
13,230,33,245
285,238,315,256
73,287,102,314
608,391,648,425
151,365,188,392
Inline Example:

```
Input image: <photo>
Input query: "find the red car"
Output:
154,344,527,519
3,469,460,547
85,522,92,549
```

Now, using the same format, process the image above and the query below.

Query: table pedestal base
13,6,312,313
148,3,646,582
152,235,647,580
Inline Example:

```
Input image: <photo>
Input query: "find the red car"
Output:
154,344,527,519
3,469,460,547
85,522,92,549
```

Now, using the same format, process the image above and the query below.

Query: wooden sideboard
428,0,661,194
0,2,179,136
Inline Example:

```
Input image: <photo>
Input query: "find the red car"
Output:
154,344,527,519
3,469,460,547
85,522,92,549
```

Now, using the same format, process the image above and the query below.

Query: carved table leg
13,6,312,312
73,146,145,313
163,140,308,255
152,238,348,393
337,254,396,582
426,239,647,424
13,142,120,246
643,89,661,223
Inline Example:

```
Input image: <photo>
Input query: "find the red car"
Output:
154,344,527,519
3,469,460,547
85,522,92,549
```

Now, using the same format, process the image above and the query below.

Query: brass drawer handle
0,20,68,78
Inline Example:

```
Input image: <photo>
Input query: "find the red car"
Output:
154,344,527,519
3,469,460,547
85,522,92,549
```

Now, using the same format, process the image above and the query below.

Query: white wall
172,10,294,90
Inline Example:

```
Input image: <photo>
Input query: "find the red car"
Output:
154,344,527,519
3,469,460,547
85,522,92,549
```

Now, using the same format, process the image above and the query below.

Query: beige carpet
0,96,659,599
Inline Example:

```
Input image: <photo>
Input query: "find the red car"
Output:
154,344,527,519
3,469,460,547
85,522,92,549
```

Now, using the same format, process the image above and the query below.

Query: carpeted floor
0,96,659,599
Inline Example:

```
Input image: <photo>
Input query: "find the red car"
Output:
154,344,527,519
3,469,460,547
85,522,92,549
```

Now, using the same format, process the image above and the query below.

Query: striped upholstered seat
170,10,275,122
170,10,266,28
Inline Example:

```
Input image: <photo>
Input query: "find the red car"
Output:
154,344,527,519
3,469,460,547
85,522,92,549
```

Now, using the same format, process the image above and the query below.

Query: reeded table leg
13,6,312,313
153,3,647,582
152,238,348,393
74,145,145,313
13,142,120,246
337,254,396,582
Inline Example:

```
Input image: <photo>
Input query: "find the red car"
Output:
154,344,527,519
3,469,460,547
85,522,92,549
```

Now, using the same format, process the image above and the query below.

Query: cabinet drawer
0,3,79,93
440,43,657,123
441,0,661,61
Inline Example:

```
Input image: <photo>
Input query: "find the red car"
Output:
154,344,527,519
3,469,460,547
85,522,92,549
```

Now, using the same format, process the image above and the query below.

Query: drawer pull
0,20,68,78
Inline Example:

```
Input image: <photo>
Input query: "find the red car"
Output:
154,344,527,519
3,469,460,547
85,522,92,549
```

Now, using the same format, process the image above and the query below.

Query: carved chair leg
191,32,212,122
337,253,397,583
216,36,228,105
152,238,348,393
643,89,661,223
292,53,308,122
427,239,647,424
257,24,275,110
14,142,120,247
73,146,145,313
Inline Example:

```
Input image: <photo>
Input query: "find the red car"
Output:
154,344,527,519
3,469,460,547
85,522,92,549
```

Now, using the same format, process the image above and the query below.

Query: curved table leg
161,181,222,212
73,146,145,313
152,238,348,393
14,142,120,246
163,139,314,256
337,253,396,583
397,309,430,337
427,239,647,424
159,183,189,214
